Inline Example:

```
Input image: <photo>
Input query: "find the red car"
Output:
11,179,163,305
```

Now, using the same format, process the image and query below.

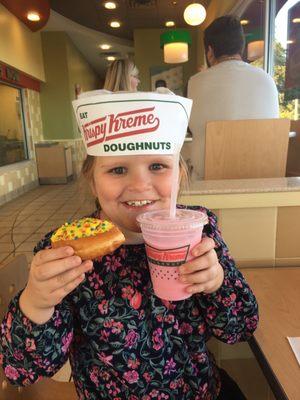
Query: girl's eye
150,163,166,171
109,166,126,175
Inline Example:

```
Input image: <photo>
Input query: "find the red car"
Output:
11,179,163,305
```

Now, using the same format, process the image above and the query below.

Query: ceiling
43,10,134,75
44,0,277,77
44,0,210,76
49,0,210,41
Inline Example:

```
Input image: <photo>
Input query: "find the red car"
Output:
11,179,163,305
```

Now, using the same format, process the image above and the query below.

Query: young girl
0,91,258,400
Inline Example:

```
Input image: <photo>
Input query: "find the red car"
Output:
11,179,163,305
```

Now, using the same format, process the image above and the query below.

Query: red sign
83,107,160,147
0,63,40,91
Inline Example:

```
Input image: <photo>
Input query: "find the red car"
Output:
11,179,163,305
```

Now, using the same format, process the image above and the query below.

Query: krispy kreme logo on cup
83,106,160,147
145,243,190,267
72,90,193,156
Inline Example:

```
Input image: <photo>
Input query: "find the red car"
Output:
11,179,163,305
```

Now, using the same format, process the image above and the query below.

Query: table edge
249,337,288,400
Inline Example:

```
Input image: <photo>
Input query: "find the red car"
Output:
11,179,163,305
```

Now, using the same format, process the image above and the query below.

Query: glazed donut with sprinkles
51,217,125,260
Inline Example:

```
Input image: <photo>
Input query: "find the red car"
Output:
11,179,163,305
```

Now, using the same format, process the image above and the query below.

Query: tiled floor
0,180,95,269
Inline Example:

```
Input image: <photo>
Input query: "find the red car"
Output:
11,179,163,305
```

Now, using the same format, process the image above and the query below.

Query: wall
134,28,198,92
0,5,45,205
0,26,98,204
39,32,73,140
66,36,100,138
0,4,45,81
203,0,241,28
40,32,99,141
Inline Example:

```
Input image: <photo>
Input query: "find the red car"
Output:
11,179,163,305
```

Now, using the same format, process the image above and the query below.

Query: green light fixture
160,30,192,63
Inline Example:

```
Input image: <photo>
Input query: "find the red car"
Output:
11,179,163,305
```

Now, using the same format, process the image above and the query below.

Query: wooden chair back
204,119,290,180
0,255,76,399
0,254,28,320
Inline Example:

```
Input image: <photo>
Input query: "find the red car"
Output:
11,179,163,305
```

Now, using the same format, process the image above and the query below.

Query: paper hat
72,90,192,156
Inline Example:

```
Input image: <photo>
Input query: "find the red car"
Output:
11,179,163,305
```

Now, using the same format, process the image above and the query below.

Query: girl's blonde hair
103,59,137,92
81,155,189,210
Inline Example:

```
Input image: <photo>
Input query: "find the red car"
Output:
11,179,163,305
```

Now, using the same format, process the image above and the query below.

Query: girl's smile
122,199,156,208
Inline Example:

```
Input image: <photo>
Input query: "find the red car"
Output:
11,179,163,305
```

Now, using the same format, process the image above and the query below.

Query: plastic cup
137,209,208,301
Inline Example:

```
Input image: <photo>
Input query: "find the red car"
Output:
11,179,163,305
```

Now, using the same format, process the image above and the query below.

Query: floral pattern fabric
0,206,258,400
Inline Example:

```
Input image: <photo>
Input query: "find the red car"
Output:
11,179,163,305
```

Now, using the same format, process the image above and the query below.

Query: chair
0,255,28,399
204,119,290,180
286,119,300,177
0,255,76,400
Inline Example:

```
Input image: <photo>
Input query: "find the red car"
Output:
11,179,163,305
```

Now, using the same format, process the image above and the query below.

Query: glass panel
274,0,300,120
241,0,266,68
0,83,28,167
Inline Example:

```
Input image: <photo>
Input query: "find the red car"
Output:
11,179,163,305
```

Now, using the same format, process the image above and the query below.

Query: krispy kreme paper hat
72,89,192,156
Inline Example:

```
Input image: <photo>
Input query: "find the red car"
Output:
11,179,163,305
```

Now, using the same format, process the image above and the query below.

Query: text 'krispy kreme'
145,244,190,266
82,106,160,147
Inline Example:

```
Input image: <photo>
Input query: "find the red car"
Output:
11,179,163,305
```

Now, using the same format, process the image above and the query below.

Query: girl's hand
20,246,93,324
179,237,224,295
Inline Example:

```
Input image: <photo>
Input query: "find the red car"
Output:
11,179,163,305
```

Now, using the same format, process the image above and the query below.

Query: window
274,0,300,119
240,0,300,119
241,0,266,68
0,83,28,167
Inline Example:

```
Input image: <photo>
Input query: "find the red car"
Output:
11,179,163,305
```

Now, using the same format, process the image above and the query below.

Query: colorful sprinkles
51,218,113,242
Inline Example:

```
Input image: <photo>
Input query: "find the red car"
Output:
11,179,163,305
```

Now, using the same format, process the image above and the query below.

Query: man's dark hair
204,15,245,58
155,79,167,88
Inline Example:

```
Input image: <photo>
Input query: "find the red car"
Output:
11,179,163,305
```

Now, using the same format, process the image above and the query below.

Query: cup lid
137,209,208,231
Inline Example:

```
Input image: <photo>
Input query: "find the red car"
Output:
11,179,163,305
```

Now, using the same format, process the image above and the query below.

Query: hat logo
83,106,160,148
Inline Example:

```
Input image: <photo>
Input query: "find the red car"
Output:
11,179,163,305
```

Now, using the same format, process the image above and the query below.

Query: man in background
188,15,279,179
155,79,167,89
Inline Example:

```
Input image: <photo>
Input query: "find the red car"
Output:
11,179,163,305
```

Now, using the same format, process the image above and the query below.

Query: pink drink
137,209,208,301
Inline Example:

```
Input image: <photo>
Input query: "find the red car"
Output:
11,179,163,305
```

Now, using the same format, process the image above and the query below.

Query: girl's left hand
179,237,224,295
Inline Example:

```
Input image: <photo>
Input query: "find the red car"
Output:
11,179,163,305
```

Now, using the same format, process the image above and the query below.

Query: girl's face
129,65,140,91
91,155,174,233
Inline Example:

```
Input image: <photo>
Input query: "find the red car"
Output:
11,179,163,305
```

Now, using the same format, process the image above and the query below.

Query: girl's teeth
126,200,153,207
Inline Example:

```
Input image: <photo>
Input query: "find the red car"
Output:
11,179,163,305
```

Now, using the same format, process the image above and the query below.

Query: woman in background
103,59,140,92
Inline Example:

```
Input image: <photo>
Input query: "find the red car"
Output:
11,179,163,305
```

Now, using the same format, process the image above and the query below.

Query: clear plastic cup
137,209,208,301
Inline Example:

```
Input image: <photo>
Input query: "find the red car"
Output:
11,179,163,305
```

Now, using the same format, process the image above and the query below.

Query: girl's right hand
19,246,93,325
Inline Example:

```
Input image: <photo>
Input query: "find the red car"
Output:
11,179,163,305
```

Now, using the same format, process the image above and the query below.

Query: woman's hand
20,246,93,324
179,237,224,295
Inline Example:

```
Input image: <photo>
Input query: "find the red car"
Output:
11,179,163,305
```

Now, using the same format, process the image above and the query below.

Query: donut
51,217,125,260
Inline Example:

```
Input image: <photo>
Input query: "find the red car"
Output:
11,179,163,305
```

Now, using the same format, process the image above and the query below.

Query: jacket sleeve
195,207,259,344
0,293,74,386
0,231,74,386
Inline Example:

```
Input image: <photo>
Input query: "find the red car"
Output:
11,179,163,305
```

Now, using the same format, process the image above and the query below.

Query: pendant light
183,3,206,26
160,30,192,63
247,40,264,61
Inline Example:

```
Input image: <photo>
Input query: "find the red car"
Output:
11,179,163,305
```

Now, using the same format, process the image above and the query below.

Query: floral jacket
0,206,258,400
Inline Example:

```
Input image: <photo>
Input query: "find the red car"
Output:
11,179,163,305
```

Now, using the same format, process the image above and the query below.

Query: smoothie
137,209,208,301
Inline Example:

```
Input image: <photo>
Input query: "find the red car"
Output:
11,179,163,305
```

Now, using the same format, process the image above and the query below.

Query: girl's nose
127,170,152,192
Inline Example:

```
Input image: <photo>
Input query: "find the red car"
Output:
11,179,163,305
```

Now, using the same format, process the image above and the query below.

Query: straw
169,148,180,219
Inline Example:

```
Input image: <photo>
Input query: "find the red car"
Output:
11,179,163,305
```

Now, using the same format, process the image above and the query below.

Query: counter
179,177,300,268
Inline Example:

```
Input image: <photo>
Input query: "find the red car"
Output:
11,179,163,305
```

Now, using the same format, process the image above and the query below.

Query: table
243,268,300,400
